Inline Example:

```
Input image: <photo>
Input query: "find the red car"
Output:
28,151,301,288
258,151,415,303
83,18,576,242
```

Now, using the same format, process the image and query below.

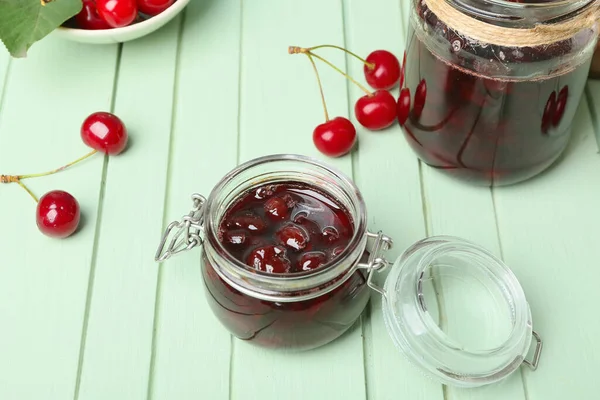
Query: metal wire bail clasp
155,193,207,262
358,231,393,298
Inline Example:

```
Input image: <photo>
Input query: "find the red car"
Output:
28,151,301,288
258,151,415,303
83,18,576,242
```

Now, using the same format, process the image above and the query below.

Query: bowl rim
56,0,190,38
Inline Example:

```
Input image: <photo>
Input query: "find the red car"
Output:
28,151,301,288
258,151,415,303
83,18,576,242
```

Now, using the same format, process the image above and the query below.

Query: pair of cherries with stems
289,44,405,157
0,112,128,239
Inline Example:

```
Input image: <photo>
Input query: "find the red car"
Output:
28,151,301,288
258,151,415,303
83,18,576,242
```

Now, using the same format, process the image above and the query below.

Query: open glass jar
400,0,599,186
155,154,542,387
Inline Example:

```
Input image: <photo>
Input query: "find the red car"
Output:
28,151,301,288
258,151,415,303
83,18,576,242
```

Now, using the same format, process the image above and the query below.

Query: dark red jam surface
218,182,354,274
400,1,593,186
202,182,369,350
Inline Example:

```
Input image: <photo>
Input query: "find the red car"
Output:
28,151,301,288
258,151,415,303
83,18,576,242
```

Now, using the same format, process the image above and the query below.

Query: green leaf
0,0,82,58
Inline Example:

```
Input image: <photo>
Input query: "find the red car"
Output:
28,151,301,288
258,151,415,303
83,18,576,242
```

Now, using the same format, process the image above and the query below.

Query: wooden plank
149,0,241,398
76,18,181,400
494,97,600,399
0,39,117,400
232,1,366,399
342,0,446,399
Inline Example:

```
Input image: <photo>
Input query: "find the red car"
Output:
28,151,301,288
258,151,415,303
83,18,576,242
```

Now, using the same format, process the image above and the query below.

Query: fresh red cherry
313,117,356,157
137,0,175,15
364,50,401,90
36,190,80,238
81,111,128,155
397,88,411,126
264,196,289,220
553,86,568,127
276,224,309,251
354,90,397,130
413,79,427,120
246,245,290,273
76,0,112,30
321,226,340,244
298,251,327,271
542,91,557,134
96,0,137,28
226,212,267,232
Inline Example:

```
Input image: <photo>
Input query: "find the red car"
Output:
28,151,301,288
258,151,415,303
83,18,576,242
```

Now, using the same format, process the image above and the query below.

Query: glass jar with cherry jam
401,0,599,186
155,155,392,351
591,40,600,78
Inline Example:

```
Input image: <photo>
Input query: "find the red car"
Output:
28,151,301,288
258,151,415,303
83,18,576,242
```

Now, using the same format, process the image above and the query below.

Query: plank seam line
584,83,600,153
338,0,370,397
491,188,530,400
418,162,448,400
146,10,188,400
73,43,123,400
229,0,244,398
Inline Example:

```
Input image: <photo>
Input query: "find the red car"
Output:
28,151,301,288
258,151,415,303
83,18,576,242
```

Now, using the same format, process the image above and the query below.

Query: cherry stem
306,44,375,70
17,149,98,180
308,51,372,96
16,180,38,203
305,53,330,122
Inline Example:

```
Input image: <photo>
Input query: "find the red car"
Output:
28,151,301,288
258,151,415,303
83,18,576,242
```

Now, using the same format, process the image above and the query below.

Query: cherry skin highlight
81,111,128,155
355,90,397,130
313,117,357,157
76,0,112,29
364,50,401,90
96,0,138,28
137,0,175,16
36,190,81,238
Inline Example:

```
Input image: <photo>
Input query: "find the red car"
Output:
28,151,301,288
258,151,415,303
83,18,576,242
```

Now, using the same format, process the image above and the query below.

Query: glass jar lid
376,235,542,388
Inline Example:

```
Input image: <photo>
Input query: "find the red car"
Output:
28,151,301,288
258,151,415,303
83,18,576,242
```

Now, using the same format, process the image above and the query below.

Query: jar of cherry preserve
155,154,543,387
400,0,599,186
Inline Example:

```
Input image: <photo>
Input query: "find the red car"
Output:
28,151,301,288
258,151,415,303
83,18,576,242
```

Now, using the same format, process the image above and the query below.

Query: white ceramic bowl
53,0,190,44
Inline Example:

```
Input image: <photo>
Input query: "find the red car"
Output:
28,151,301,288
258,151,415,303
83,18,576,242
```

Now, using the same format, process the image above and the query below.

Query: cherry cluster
0,112,128,239
67,0,176,30
290,45,406,157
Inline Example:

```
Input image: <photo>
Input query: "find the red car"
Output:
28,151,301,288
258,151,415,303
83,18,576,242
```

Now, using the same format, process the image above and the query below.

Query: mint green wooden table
1,1,600,399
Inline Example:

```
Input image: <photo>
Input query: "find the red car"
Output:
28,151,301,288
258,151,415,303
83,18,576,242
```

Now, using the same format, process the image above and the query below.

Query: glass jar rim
202,153,370,301
448,0,596,28
381,235,540,387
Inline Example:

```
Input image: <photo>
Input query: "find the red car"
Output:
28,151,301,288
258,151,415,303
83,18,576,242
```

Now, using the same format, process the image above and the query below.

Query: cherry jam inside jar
400,0,599,186
198,155,375,351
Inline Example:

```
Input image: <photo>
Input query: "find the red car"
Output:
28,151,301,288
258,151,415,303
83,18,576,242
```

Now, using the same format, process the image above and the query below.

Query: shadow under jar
400,0,599,186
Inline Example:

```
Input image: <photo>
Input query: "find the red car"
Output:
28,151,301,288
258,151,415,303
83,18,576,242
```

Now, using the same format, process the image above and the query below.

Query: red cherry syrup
400,1,594,186
202,181,369,350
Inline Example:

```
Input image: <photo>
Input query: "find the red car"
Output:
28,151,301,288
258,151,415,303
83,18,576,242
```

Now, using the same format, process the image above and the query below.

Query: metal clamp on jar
154,154,543,388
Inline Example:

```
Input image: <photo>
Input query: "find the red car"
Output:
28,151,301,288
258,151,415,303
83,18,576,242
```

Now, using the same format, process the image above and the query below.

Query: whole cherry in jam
219,182,354,274
364,50,402,90
542,91,557,134
397,88,411,126
553,86,569,127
